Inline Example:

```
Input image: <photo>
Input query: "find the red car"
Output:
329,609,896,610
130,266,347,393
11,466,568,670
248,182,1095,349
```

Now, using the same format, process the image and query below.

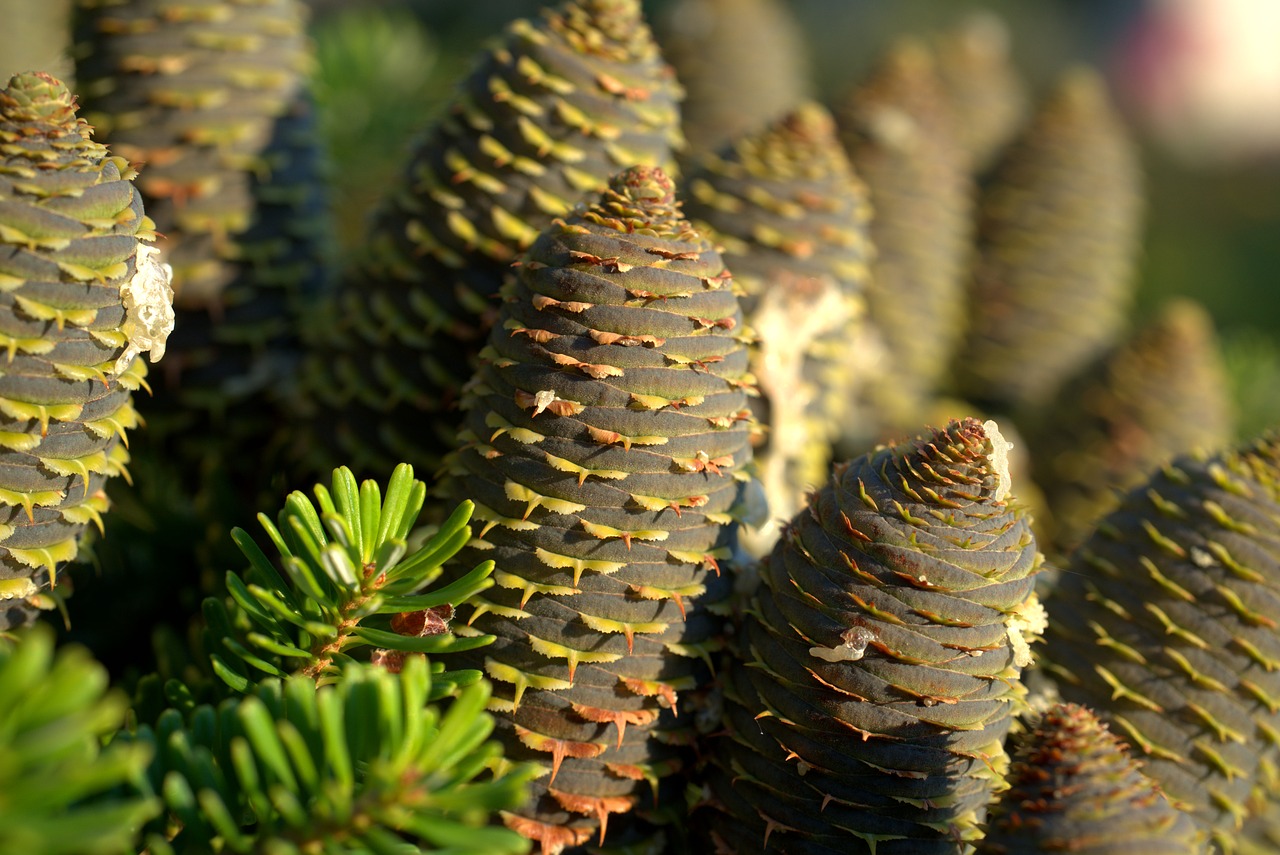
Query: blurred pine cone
701,417,1043,853
0,71,170,630
444,165,753,852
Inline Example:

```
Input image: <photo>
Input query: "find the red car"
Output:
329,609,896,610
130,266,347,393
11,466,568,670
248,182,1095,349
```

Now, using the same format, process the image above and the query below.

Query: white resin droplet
982,418,1013,502
114,241,175,374
810,626,873,663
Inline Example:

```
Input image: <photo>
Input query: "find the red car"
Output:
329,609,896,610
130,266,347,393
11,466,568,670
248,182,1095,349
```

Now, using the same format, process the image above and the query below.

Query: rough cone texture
0,72,166,629
302,0,684,482
702,418,1043,853
1027,298,1234,552
977,703,1204,854
683,101,872,554
442,165,752,853
835,41,972,437
955,68,1143,414
930,12,1028,172
654,0,810,152
1043,435,1280,851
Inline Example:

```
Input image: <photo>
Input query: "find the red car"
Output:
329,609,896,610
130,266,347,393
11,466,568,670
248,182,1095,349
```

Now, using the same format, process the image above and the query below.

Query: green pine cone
701,417,1043,853
0,71,169,630
977,703,1204,854
683,101,873,553
303,0,684,482
930,12,1028,172
443,165,753,852
654,0,811,152
955,68,1143,414
1027,298,1234,552
834,41,973,437
1042,434,1280,850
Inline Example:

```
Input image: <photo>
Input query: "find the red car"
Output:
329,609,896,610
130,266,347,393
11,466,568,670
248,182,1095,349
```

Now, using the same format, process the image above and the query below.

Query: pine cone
1027,298,1234,552
654,0,811,152
444,165,752,852
955,68,1143,414
0,71,170,630
683,101,872,553
834,41,972,437
1043,434,1280,850
701,417,1043,853
977,703,1204,854
302,0,684,482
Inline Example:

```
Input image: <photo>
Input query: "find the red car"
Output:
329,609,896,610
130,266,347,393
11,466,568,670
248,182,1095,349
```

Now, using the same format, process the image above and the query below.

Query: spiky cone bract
1041,435,1280,850
300,0,684,484
698,417,1043,854
929,12,1028,173
834,41,973,440
442,166,753,853
954,68,1143,415
653,0,811,153
1026,298,1234,553
976,702,1205,854
0,71,168,630
682,101,872,555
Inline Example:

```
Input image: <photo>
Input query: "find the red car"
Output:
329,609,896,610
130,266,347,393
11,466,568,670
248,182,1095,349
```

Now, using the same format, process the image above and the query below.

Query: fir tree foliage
205,463,498,700
0,625,159,855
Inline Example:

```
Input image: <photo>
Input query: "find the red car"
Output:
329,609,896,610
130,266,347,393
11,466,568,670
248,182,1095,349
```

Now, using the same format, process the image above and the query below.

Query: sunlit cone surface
835,41,972,436
0,72,168,630
654,0,810,152
930,12,1028,172
74,0,327,441
1028,299,1234,552
444,166,752,852
977,703,1204,854
303,0,684,482
1043,435,1280,850
955,68,1143,414
683,101,872,554
701,418,1043,853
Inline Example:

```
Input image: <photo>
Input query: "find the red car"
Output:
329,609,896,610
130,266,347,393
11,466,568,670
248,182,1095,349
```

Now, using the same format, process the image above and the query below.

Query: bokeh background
4,0,1278,437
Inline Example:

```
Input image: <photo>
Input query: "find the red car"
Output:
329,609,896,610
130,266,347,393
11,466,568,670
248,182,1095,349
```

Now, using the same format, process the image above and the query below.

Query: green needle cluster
702,418,1043,853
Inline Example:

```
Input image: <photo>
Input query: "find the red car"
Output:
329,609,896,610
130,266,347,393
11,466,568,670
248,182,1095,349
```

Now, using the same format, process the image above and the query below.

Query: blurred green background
3,0,1277,435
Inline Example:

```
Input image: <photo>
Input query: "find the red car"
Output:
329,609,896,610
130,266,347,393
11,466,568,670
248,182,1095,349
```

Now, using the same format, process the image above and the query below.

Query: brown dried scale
1043,434,1280,851
301,0,684,482
443,166,753,853
683,101,873,553
699,418,1044,853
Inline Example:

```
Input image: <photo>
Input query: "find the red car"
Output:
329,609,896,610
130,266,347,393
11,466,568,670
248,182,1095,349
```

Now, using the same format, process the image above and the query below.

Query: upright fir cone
955,68,1143,415
0,72,172,630
700,418,1044,853
74,0,327,454
301,0,684,482
683,101,873,554
654,0,811,152
1042,434,1280,851
834,41,973,439
976,703,1204,854
929,12,1028,172
444,166,753,853
1027,298,1234,552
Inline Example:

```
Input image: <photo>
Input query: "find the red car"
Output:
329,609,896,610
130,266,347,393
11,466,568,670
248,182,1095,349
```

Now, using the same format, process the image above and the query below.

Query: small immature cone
444,166,753,852
1027,299,1234,552
835,41,973,437
977,703,1204,854
654,0,811,152
302,0,684,482
683,102,873,554
930,12,1028,172
701,418,1043,853
955,68,1143,415
0,72,171,630
1043,434,1280,850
